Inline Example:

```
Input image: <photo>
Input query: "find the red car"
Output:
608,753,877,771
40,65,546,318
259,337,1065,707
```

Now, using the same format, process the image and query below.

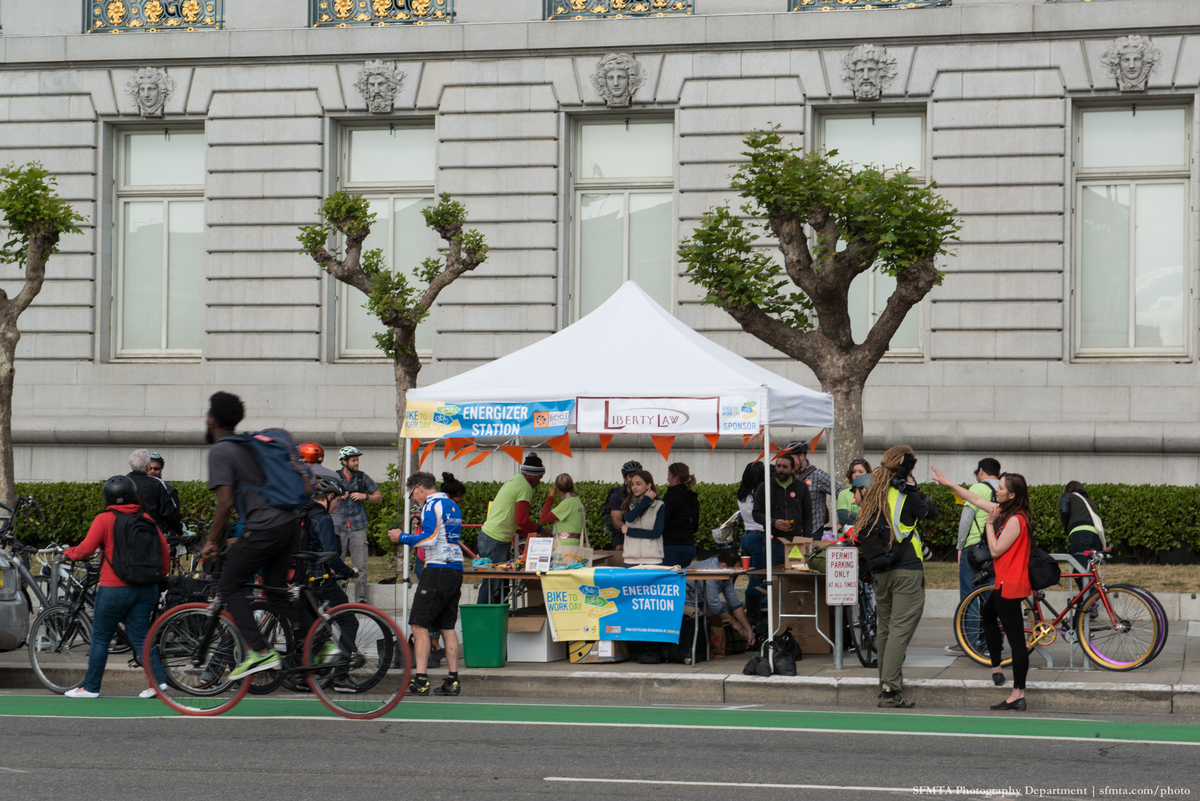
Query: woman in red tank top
931,468,1033,711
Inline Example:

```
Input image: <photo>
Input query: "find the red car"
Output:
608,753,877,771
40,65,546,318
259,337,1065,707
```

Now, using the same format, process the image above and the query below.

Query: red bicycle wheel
303,603,410,720
142,602,252,716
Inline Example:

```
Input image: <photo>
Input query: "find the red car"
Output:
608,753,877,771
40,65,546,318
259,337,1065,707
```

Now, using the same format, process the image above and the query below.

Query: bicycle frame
1026,560,1117,644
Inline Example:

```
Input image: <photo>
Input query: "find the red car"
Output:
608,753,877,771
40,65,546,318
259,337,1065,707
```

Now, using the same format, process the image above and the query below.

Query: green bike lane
3,695,1198,746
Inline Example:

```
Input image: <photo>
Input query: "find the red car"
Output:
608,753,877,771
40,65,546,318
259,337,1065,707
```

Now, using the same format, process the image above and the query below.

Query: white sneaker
139,684,168,699
64,687,99,698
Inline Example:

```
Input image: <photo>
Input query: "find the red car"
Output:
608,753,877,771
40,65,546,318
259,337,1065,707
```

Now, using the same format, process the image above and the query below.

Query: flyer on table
541,568,685,643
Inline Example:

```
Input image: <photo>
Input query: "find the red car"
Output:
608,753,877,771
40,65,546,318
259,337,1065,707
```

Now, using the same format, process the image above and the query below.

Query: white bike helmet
339,446,362,461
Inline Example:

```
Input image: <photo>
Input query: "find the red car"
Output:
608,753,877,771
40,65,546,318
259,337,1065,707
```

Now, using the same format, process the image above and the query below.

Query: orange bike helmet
298,441,325,464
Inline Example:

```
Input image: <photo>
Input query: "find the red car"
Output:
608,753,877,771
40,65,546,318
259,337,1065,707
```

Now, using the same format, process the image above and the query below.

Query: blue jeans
662,545,696,569
959,552,983,648
84,584,166,692
741,531,784,610
475,534,512,605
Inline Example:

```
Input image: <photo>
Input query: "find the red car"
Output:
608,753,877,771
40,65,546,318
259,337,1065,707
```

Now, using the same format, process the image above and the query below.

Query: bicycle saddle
293,551,339,566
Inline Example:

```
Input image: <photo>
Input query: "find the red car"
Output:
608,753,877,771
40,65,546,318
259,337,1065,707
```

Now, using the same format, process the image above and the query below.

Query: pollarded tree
678,130,960,474
298,192,488,465
0,164,86,505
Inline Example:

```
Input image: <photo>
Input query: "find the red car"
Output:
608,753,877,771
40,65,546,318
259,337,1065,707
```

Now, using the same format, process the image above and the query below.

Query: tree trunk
392,339,418,573
825,377,865,481
0,327,18,507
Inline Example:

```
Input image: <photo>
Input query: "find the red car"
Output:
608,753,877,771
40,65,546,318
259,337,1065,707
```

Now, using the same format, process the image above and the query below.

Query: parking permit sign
825,547,858,606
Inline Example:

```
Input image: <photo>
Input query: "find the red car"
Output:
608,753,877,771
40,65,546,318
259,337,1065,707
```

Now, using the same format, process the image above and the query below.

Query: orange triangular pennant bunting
499,445,524,464
419,441,436,469
598,434,614,452
704,433,720,453
410,438,421,454
443,439,453,458
451,444,478,461
446,437,471,455
547,434,572,458
467,450,490,468
651,435,675,462
809,430,823,455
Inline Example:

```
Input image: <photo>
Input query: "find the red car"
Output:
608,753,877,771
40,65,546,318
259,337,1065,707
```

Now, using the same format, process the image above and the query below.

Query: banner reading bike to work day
540,568,685,643
402,399,574,439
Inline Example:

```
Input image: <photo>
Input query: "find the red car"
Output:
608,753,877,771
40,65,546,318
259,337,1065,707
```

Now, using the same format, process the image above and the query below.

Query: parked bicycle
953,549,1163,672
849,573,877,668
143,550,410,719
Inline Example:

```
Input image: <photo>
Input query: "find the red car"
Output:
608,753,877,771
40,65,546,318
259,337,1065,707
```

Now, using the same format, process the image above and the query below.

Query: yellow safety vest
887,487,924,562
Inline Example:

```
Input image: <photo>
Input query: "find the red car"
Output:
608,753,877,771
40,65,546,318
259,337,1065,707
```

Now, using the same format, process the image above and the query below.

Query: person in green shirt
477,453,545,603
836,458,872,529
539,473,585,546
946,457,1000,656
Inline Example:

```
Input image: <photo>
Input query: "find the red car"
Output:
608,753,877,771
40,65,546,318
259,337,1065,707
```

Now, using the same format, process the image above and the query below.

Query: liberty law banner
576,396,763,435
541,568,686,643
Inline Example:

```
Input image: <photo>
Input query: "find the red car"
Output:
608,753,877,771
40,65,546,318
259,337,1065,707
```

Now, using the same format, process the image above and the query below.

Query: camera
890,453,918,490
972,562,995,586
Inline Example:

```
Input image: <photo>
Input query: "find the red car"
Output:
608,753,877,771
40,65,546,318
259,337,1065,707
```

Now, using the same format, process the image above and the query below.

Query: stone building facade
1,0,1198,487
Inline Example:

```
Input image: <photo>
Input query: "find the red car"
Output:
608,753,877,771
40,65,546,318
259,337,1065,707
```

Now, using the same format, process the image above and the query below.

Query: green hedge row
10,481,1198,563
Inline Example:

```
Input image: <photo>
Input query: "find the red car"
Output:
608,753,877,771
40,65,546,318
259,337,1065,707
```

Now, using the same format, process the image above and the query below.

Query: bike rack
1032,553,1094,671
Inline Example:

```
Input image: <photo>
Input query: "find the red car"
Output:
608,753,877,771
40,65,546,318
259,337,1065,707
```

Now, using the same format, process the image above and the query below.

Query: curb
6,666,1197,715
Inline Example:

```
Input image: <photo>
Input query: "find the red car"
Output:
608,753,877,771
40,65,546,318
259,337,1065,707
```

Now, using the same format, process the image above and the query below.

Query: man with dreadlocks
853,445,940,709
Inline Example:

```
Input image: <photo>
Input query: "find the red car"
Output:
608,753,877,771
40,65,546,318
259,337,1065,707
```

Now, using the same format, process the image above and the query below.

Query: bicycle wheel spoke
28,606,92,694
247,602,292,696
146,604,250,715
304,604,409,719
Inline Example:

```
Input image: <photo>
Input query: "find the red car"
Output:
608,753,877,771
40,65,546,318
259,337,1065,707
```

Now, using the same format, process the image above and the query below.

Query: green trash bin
459,604,509,668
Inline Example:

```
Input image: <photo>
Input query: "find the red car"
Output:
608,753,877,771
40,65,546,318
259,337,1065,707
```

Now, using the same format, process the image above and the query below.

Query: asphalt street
2,695,1198,801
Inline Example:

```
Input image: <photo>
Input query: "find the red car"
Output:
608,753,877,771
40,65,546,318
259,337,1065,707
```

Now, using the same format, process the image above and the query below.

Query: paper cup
741,556,751,570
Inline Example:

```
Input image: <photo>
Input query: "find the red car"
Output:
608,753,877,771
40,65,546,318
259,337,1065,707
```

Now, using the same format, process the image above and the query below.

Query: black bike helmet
313,475,348,498
103,475,139,506
621,460,643,476
965,542,993,571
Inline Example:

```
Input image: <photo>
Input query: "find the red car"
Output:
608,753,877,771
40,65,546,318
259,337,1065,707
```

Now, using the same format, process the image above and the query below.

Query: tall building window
820,112,925,355
337,124,438,359
114,129,205,357
572,118,674,320
1075,106,1191,357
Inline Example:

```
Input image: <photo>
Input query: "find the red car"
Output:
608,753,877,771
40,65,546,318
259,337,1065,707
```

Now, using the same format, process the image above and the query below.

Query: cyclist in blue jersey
390,471,464,697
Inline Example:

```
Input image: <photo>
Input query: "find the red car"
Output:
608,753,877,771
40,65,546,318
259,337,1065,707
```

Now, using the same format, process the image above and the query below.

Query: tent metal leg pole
826,426,836,537
401,434,411,638
762,386,773,672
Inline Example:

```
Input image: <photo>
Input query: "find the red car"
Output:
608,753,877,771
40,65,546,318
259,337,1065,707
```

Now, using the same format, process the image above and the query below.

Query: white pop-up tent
400,281,835,651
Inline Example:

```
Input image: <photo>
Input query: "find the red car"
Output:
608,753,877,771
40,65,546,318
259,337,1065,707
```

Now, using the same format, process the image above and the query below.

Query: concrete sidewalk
5,615,1197,715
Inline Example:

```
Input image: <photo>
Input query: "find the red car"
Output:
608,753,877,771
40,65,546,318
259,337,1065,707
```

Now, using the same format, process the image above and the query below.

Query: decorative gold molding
546,0,690,21
790,0,949,10
87,0,221,32
311,0,454,26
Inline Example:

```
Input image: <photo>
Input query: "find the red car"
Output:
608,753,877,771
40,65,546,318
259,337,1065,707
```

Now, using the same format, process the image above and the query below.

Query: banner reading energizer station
540,568,686,643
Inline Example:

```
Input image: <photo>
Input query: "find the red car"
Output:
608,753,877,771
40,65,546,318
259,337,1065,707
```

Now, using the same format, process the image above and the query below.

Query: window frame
815,108,928,359
569,115,676,323
112,126,206,360
1071,102,1193,361
336,121,437,362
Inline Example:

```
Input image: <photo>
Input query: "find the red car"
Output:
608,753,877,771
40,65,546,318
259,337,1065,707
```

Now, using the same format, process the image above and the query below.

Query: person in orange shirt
63,475,170,699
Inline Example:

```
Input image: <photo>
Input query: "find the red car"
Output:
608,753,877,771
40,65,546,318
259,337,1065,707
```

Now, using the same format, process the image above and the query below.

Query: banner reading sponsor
403,399,574,440
576,397,719,435
718,396,763,435
541,567,685,643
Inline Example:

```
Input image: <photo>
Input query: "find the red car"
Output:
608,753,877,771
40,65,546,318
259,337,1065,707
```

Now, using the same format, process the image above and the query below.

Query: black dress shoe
992,671,1006,686
990,697,1026,711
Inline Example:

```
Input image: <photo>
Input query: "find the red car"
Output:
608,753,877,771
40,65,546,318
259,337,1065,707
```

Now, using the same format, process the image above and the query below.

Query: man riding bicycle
198,391,301,681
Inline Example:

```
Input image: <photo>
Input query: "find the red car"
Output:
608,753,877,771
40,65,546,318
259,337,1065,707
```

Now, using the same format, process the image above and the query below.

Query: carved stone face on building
354,60,405,113
593,53,645,108
125,68,175,117
1101,35,1161,92
840,44,898,101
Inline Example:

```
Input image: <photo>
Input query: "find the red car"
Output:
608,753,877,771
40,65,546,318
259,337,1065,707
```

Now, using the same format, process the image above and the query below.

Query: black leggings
981,592,1028,690
219,521,301,653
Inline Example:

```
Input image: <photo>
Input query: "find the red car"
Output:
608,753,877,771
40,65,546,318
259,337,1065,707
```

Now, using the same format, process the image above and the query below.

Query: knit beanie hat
520,453,546,476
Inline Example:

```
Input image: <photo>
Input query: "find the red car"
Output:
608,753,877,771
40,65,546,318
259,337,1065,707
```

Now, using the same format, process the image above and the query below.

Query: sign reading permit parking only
825,547,858,606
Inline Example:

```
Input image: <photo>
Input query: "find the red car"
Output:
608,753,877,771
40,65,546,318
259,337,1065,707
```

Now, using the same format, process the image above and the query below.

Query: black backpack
107,511,166,586
1028,545,1062,590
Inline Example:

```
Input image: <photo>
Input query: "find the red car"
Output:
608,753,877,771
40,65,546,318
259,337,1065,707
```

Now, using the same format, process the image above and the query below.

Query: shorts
409,566,463,631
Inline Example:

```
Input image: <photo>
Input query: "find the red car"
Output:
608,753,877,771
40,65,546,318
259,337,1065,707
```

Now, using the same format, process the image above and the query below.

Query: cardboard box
568,639,630,663
780,537,815,569
771,573,835,655
506,616,567,662
594,549,622,567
